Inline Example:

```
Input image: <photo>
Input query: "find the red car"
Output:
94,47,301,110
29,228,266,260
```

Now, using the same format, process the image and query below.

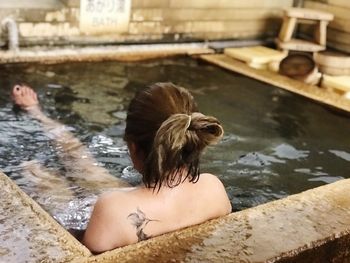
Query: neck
145,168,192,191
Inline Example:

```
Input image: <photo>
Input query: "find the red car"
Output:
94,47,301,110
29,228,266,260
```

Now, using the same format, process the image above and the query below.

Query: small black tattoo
127,207,158,241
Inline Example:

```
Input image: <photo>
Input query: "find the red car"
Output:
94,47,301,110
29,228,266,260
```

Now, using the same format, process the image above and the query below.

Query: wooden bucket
314,51,350,76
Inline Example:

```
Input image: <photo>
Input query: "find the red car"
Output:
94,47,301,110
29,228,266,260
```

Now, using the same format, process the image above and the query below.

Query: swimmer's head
124,82,223,190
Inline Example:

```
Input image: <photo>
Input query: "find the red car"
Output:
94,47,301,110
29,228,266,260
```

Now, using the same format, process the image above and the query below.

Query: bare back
83,173,231,253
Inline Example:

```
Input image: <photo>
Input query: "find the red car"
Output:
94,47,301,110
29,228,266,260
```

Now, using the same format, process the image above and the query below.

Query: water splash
273,143,309,160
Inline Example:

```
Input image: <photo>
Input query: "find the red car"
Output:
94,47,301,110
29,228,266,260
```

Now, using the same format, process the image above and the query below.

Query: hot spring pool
0,57,349,231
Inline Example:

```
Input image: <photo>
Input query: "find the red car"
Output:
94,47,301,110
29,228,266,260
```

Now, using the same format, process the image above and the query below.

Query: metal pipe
1,18,19,52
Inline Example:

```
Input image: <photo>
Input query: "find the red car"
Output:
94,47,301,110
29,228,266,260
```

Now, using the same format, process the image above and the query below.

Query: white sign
80,0,131,34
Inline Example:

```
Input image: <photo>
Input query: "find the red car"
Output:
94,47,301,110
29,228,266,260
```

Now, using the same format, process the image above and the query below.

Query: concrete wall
0,0,293,47
301,0,350,53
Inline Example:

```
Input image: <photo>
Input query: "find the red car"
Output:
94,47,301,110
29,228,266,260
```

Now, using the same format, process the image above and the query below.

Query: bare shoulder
198,173,225,190
197,173,232,215
91,191,130,217
83,190,136,252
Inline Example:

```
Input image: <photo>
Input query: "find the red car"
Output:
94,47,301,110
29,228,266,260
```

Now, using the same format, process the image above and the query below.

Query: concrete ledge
2,168,350,262
0,43,214,64
88,179,350,262
0,171,90,262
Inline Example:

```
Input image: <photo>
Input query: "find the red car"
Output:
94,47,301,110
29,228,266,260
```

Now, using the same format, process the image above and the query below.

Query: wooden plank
322,75,350,93
300,24,350,45
199,54,350,112
327,41,350,54
224,46,286,64
298,16,350,34
279,17,297,41
303,2,350,33
329,19,350,34
314,20,328,46
327,0,350,8
328,28,350,45
276,38,325,52
304,1,350,20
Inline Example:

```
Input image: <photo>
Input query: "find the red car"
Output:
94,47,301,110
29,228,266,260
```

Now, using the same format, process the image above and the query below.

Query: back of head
125,82,223,190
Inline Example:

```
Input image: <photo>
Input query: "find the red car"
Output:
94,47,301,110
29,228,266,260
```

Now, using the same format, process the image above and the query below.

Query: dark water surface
0,57,349,229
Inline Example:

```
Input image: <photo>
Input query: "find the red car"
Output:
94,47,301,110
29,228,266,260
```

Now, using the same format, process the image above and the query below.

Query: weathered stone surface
19,22,80,37
0,0,291,46
131,8,283,22
0,171,90,263
0,43,214,64
132,0,169,8
183,31,277,41
169,0,293,9
171,20,281,33
0,0,63,9
60,0,80,8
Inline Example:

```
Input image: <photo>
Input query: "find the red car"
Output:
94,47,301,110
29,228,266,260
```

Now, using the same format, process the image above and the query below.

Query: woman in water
12,82,231,253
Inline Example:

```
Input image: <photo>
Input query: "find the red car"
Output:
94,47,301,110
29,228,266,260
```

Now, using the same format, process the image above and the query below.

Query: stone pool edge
0,171,91,262
2,169,350,262
0,43,214,64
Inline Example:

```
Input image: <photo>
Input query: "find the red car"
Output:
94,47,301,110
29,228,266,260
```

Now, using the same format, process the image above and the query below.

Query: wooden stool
276,8,334,53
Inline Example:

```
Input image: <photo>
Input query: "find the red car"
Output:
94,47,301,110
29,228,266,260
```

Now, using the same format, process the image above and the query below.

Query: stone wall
0,0,293,47
301,0,350,53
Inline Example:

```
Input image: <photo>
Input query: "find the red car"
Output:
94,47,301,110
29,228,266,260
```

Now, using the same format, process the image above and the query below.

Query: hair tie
185,114,191,130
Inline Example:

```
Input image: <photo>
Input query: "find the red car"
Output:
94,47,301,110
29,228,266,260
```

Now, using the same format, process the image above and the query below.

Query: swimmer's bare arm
27,106,87,157
12,85,128,186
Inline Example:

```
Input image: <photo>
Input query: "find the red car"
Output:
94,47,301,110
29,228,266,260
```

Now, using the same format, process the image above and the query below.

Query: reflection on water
329,150,350,162
0,57,349,228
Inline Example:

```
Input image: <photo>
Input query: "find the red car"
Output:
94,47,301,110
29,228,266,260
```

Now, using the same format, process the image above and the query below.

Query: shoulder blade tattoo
127,207,159,241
